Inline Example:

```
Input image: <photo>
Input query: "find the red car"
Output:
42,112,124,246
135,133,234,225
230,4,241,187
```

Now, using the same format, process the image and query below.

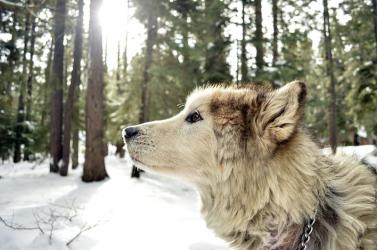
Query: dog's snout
123,126,139,140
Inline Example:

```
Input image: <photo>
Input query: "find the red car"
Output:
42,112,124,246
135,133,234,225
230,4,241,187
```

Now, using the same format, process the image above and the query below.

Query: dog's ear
257,81,306,143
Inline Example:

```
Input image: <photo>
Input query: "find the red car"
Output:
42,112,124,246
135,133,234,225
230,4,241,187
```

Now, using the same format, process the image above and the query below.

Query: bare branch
32,211,45,234
0,0,25,10
0,216,42,232
66,223,100,247
30,156,47,170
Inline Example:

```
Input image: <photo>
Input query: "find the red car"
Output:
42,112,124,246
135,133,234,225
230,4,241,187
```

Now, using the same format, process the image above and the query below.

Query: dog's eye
185,111,203,123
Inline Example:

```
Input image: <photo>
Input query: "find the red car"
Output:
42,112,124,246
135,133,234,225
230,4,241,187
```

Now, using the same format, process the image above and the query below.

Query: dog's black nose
123,126,139,140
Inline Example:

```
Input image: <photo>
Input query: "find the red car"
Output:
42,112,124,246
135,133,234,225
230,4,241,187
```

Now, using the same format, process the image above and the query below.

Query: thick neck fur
197,131,377,250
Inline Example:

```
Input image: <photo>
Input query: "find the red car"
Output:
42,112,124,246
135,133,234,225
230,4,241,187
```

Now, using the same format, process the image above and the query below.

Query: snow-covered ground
0,156,229,250
1,145,376,250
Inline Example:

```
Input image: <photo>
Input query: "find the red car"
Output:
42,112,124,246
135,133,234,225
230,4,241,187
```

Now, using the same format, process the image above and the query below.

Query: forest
0,0,377,249
0,0,377,177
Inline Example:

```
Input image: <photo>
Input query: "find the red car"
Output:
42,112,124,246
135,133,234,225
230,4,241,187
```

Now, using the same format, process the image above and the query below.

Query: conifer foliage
0,0,376,179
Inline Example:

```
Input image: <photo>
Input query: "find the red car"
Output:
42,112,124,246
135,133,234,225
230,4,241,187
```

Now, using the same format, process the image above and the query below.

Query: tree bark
240,0,248,82
50,0,66,172
6,10,17,94
23,15,37,161
323,0,337,154
14,0,31,163
254,0,264,75
60,0,84,176
71,122,79,169
236,40,240,84
82,0,108,182
71,87,80,169
115,142,125,158
272,0,278,66
372,0,377,58
132,11,158,178
26,16,36,122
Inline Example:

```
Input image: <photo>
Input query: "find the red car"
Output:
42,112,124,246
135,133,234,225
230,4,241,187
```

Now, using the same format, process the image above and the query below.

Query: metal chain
297,209,317,250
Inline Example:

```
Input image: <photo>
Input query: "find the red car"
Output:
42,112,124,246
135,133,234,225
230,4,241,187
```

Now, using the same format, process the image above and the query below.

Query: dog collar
297,209,317,250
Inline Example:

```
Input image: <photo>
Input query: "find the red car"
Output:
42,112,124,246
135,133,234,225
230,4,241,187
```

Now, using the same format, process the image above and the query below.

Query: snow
357,126,367,138
0,156,229,250
322,145,377,169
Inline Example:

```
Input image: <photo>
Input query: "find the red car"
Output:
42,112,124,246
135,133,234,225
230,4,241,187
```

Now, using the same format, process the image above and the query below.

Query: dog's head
123,81,306,184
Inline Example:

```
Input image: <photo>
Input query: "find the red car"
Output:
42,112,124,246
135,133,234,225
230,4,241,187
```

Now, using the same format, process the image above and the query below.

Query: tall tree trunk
6,10,17,94
41,40,53,129
71,118,79,168
26,17,36,122
236,40,240,84
71,87,80,169
372,0,377,58
323,0,337,154
13,0,31,163
115,141,125,158
240,0,248,82
60,0,84,176
82,0,108,182
131,11,158,178
254,0,264,75
50,0,66,172
23,16,37,161
272,0,278,66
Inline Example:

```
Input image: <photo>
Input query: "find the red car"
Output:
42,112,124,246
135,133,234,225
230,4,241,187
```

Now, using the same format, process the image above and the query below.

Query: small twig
32,211,45,234
66,223,99,247
30,156,47,170
0,216,42,231
49,218,55,245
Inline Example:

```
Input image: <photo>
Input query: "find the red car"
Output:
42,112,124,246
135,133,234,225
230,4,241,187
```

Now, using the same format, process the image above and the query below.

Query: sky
98,0,144,70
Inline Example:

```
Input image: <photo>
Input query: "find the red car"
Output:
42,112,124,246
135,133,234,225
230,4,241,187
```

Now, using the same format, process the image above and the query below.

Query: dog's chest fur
199,183,304,250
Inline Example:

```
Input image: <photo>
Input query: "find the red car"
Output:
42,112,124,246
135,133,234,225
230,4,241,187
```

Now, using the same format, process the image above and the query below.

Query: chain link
297,209,317,250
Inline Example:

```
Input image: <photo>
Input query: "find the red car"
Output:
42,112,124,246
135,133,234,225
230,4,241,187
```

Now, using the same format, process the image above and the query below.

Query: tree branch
66,223,99,247
0,0,25,10
0,216,43,232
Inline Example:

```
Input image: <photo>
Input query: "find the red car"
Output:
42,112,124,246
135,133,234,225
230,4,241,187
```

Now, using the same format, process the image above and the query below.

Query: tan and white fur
123,81,377,250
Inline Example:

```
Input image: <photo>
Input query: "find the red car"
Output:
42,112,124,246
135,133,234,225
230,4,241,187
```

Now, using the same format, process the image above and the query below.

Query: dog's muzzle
122,126,139,141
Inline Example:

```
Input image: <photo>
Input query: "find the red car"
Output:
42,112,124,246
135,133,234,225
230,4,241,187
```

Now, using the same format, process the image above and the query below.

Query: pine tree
202,0,232,83
272,0,278,67
61,0,84,176
13,0,31,163
323,0,337,153
50,0,66,172
23,15,36,161
82,0,108,182
254,0,264,77
240,0,250,82
0,9,19,159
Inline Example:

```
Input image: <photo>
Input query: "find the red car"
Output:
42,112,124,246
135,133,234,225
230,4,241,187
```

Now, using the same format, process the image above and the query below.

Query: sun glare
98,0,145,70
